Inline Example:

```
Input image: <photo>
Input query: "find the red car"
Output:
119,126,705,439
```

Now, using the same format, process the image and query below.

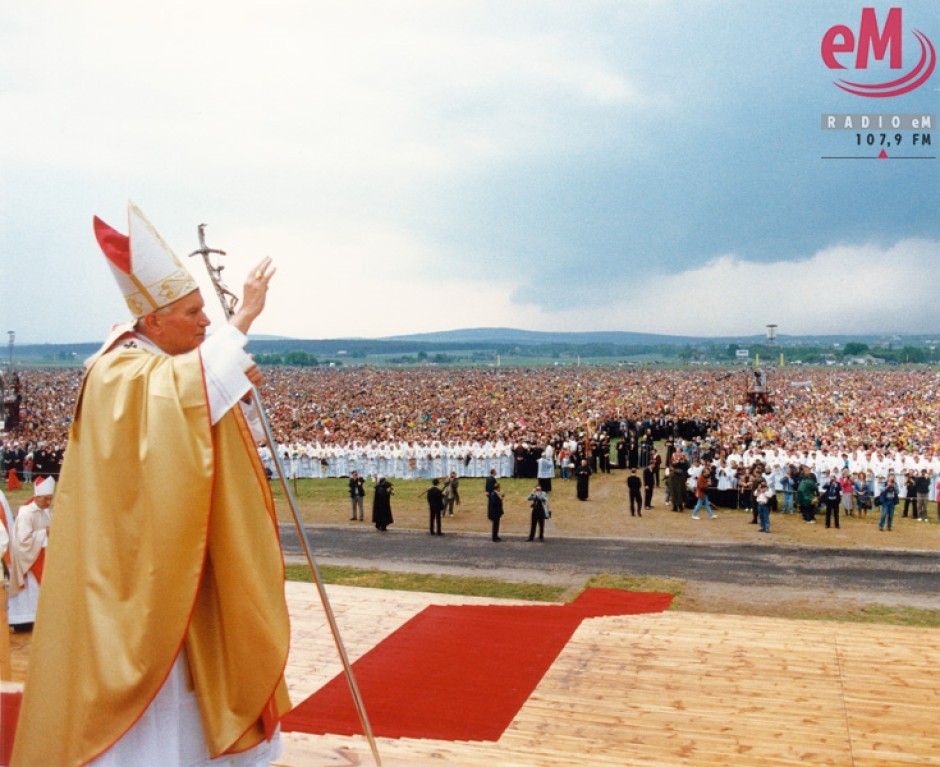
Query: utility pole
1,331,12,429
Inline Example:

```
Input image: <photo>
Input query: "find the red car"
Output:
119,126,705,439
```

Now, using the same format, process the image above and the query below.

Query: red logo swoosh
835,30,936,98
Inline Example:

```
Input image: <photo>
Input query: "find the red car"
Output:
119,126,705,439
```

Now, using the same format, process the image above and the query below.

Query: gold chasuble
12,346,291,767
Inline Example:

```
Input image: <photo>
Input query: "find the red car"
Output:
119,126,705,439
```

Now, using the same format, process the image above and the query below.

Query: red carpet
282,588,672,742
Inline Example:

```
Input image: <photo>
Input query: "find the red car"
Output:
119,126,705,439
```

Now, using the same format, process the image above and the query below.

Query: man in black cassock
628,435,639,469
574,459,592,501
669,453,689,512
372,477,394,531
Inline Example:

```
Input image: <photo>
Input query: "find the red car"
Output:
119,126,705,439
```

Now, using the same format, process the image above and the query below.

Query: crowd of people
662,442,936,533
1,368,77,485
5,366,940,516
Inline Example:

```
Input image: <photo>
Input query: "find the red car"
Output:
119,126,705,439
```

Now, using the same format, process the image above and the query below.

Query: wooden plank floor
6,583,940,766
275,583,940,767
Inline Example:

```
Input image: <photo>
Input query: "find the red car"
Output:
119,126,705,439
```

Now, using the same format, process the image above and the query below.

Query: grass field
282,563,940,628
6,469,938,627
260,470,939,551
9,470,934,549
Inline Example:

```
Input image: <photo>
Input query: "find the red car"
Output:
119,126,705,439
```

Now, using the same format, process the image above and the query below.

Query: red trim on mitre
93,215,132,274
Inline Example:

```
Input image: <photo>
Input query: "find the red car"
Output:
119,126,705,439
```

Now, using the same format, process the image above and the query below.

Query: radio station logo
821,7,935,97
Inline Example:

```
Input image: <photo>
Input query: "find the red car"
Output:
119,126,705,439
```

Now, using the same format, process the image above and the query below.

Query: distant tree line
838,342,933,364
248,340,939,367
9,336,938,368
253,351,333,367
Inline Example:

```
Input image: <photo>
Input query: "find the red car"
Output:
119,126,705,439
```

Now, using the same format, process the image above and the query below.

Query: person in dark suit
598,434,611,473
643,465,655,509
626,469,642,516
914,469,931,521
426,478,444,536
640,432,654,467
664,437,676,467
485,468,498,497
615,438,627,470
488,482,504,541
823,476,842,529
650,449,662,487
902,475,917,517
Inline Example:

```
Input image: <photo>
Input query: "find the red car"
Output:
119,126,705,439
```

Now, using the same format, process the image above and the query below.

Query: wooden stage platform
5,582,939,766
277,583,939,767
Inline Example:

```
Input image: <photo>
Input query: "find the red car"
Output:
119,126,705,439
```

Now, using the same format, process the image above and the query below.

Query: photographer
526,485,550,541
442,471,459,516
348,470,365,521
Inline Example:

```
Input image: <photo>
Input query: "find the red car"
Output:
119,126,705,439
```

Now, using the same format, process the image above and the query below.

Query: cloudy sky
2,0,938,343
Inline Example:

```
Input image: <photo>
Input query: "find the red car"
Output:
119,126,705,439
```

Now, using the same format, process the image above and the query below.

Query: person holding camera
526,485,550,541
442,471,460,516
348,470,365,520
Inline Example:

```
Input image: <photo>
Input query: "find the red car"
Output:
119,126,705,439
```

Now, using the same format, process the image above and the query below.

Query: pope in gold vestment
12,345,291,767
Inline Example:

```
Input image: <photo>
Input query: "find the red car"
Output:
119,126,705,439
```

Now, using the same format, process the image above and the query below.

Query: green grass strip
786,604,940,628
285,563,567,602
286,565,940,627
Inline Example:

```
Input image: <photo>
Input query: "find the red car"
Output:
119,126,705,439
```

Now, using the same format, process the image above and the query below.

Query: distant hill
382,327,698,345
9,327,938,364
380,327,932,347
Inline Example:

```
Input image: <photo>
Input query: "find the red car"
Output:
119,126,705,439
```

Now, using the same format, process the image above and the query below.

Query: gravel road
281,524,940,612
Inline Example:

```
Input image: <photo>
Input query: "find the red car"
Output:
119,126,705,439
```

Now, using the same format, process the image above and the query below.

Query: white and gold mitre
93,202,199,317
